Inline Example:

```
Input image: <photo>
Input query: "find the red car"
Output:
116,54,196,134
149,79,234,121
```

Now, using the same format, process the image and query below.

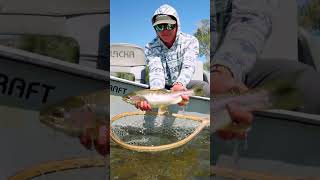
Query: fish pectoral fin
158,106,169,114
172,96,183,105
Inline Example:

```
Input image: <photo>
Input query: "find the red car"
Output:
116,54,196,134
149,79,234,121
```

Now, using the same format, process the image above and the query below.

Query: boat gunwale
0,44,108,82
0,10,109,17
255,109,320,126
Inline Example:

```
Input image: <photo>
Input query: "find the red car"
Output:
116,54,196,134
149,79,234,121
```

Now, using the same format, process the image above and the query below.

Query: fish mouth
123,95,129,100
122,95,130,103
123,93,139,104
49,107,65,118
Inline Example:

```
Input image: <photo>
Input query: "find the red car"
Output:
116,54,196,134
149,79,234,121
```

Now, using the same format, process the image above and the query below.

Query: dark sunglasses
154,24,176,32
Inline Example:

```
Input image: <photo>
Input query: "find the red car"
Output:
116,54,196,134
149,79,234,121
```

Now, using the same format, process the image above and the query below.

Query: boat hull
0,46,107,110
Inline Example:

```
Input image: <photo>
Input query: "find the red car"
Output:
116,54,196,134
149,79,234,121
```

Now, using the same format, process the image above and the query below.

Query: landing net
110,111,209,152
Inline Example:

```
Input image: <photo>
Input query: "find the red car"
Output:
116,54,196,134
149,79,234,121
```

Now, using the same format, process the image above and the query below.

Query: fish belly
145,95,182,107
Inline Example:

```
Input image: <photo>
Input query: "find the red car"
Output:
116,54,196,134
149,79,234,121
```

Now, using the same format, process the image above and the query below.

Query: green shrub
18,35,80,63
115,72,135,81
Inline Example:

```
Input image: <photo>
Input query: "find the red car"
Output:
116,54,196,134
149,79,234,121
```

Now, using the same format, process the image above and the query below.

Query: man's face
155,23,177,44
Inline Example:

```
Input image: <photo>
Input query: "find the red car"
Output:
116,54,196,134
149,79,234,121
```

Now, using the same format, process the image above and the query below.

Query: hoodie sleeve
145,44,166,89
175,37,199,87
212,0,272,82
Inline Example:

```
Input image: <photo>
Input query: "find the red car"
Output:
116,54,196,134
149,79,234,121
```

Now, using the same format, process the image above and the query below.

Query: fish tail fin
184,89,195,96
189,85,208,97
261,70,304,110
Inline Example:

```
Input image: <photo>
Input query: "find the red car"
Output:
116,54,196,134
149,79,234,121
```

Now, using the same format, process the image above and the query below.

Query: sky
110,0,210,52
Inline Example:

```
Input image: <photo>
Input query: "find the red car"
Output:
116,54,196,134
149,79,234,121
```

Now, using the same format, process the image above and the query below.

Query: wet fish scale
123,89,194,108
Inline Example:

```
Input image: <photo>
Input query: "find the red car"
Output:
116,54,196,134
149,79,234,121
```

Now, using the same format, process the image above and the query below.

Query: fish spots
0,73,55,103
110,85,127,94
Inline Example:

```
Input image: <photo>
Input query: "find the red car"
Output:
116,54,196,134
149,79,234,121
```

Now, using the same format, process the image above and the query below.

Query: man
212,0,320,139
136,4,210,111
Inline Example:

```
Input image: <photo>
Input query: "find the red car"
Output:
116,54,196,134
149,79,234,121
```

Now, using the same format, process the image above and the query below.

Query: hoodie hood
152,4,181,35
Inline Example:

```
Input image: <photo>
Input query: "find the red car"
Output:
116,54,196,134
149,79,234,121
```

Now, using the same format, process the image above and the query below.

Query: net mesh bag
110,111,209,152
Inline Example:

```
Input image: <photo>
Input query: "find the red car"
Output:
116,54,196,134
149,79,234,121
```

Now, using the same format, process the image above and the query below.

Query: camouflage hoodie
145,4,199,89
212,0,272,82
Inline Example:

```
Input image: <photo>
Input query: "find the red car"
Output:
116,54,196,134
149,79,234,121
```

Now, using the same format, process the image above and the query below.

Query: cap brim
153,19,176,26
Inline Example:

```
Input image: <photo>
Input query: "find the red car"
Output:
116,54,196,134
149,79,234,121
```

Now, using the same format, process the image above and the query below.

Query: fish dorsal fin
212,87,244,100
148,88,170,94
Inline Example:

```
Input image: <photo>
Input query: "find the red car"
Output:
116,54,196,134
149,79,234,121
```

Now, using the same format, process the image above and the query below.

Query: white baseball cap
153,15,176,26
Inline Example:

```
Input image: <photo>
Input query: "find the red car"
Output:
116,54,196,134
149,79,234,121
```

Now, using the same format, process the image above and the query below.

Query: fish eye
51,107,65,117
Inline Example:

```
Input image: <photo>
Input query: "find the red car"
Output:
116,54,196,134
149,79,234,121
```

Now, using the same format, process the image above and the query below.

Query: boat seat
257,0,319,71
258,0,298,61
110,43,146,83
298,28,320,71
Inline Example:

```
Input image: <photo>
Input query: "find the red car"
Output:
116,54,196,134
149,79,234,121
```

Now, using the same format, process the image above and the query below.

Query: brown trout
123,89,194,108
39,90,109,155
39,90,108,137
211,71,303,133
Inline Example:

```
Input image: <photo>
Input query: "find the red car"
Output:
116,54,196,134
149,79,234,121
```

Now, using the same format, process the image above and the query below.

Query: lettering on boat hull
110,84,127,95
111,50,135,59
0,73,56,104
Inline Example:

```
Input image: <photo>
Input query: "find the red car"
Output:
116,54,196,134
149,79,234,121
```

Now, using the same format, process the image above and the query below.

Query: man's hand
171,83,189,106
211,65,248,94
217,102,254,140
211,65,252,140
66,107,109,156
79,124,109,156
93,124,109,156
135,101,152,111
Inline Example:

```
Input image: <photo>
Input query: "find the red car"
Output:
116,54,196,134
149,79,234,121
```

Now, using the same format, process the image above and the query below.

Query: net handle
110,111,209,152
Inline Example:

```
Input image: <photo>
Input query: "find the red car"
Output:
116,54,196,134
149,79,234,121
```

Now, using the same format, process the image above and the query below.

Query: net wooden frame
210,166,319,180
8,156,109,180
110,111,209,152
